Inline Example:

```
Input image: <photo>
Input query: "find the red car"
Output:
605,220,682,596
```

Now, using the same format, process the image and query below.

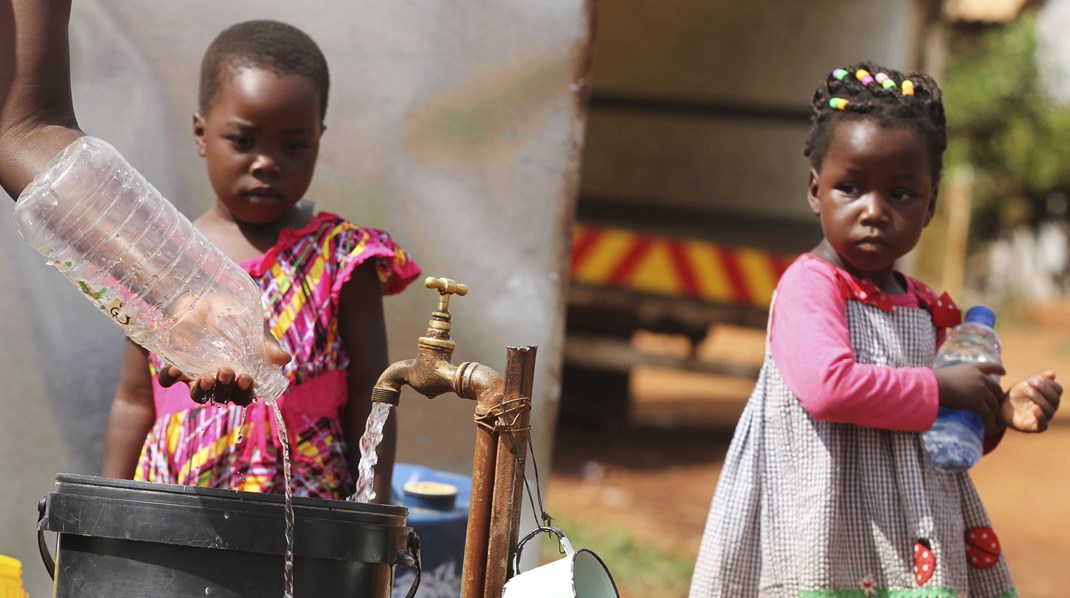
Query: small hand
934,362,1006,432
1001,370,1062,433
158,331,292,406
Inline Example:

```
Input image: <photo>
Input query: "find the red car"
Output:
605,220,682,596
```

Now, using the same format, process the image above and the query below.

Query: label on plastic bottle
934,406,985,439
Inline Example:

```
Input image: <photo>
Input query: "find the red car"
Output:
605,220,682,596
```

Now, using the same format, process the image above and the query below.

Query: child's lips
244,187,282,201
856,236,887,250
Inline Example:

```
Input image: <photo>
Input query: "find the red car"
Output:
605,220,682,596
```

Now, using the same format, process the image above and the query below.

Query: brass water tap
426,276,468,313
371,277,504,412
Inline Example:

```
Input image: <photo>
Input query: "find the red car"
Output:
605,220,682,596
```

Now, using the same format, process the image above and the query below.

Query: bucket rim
40,474,414,564
571,548,620,598
53,473,406,516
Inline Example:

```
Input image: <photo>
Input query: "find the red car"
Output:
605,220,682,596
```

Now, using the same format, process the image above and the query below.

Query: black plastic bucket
37,474,420,598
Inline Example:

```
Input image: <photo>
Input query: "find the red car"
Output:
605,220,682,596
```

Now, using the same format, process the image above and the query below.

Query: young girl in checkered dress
689,62,1062,598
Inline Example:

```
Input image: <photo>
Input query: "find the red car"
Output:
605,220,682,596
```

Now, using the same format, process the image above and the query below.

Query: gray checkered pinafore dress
689,295,1016,597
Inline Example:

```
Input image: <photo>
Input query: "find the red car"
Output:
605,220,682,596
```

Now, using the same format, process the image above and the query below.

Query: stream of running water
265,398,295,598
350,401,393,503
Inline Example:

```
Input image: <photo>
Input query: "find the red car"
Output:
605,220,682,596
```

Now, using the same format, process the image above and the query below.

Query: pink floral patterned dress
134,212,421,499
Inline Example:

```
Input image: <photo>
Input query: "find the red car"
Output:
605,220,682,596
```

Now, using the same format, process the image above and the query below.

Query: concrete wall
0,2,591,595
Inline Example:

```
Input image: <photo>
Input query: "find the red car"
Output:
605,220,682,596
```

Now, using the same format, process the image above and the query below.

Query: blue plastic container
390,464,471,598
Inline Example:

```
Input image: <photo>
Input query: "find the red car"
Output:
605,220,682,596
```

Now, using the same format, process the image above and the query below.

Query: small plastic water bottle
922,305,1001,474
13,136,288,401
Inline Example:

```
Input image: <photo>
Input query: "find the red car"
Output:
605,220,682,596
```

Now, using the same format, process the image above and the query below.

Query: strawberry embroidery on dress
913,538,936,585
858,573,878,596
966,526,1002,569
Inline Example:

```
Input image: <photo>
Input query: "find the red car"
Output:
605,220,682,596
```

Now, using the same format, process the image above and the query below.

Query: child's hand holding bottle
1001,370,1062,433
934,362,1006,432
159,329,292,406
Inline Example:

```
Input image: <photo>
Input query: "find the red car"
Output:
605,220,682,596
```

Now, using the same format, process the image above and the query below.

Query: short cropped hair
198,20,330,118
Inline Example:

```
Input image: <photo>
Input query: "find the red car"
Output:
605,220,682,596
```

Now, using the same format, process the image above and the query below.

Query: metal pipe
369,359,413,405
461,425,497,598
369,279,537,598
482,347,536,598
503,398,533,575
367,278,501,598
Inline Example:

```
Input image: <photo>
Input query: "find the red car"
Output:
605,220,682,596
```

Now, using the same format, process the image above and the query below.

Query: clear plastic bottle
922,305,1001,474
13,136,288,401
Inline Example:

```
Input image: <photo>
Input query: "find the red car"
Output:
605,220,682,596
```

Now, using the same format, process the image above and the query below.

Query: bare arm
102,339,157,478
340,263,396,503
0,0,85,199
0,1,291,405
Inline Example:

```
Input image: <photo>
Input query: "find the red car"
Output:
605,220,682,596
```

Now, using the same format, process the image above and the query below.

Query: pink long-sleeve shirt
768,254,963,433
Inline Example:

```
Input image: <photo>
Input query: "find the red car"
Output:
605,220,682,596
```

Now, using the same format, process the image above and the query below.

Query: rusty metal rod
461,423,497,598
504,349,537,573
490,398,532,588
482,346,536,598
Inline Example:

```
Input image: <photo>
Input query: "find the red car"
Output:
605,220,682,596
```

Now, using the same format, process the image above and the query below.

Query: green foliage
942,13,1070,244
539,518,694,598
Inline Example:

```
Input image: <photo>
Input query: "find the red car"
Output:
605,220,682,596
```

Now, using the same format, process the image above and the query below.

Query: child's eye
227,135,252,148
286,141,310,151
891,188,916,202
836,184,861,197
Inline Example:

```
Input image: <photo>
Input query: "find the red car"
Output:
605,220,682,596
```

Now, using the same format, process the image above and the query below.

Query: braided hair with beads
803,61,947,185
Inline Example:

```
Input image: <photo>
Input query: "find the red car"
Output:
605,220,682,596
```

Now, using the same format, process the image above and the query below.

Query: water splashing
265,398,295,598
351,402,393,502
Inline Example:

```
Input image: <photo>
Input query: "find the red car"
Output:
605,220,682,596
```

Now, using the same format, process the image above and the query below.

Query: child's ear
807,168,822,216
192,112,207,157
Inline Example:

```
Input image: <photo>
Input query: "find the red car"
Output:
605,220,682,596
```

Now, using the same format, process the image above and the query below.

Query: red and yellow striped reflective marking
570,224,795,308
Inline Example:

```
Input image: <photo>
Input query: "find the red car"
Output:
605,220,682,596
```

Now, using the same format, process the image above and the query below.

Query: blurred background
551,1,1070,597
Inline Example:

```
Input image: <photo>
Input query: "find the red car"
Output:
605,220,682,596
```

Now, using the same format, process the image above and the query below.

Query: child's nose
251,153,279,176
860,194,889,223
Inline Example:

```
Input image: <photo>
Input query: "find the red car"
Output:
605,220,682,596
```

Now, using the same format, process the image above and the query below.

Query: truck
561,0,943,426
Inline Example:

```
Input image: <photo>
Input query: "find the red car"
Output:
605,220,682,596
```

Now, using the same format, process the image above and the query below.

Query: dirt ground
549,301,1070,598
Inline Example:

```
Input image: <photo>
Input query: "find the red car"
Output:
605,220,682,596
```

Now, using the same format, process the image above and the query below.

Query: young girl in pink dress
689,62,1062,597
102,20,420,501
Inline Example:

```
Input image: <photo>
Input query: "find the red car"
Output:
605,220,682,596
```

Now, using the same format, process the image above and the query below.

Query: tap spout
371,357,505,413
370,359,414,406
370,277,505,411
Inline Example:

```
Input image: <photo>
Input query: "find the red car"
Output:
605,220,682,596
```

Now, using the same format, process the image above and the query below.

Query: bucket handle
511,526,574,576
400,529,422,598
37,497,55,580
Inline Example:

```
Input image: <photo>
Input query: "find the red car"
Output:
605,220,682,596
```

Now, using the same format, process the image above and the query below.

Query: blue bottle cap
964,305,996,328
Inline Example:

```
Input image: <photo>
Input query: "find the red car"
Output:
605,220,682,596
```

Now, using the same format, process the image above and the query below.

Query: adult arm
770,258,940,432
340,263,396,503
102,339,156,478
0,0,85,200
0,0,288,405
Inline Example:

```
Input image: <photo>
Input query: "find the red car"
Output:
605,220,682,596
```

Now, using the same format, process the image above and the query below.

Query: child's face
194,67,323,225
807,118,937,276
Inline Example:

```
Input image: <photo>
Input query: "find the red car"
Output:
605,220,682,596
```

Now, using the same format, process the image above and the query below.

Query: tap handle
425,276,468,312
